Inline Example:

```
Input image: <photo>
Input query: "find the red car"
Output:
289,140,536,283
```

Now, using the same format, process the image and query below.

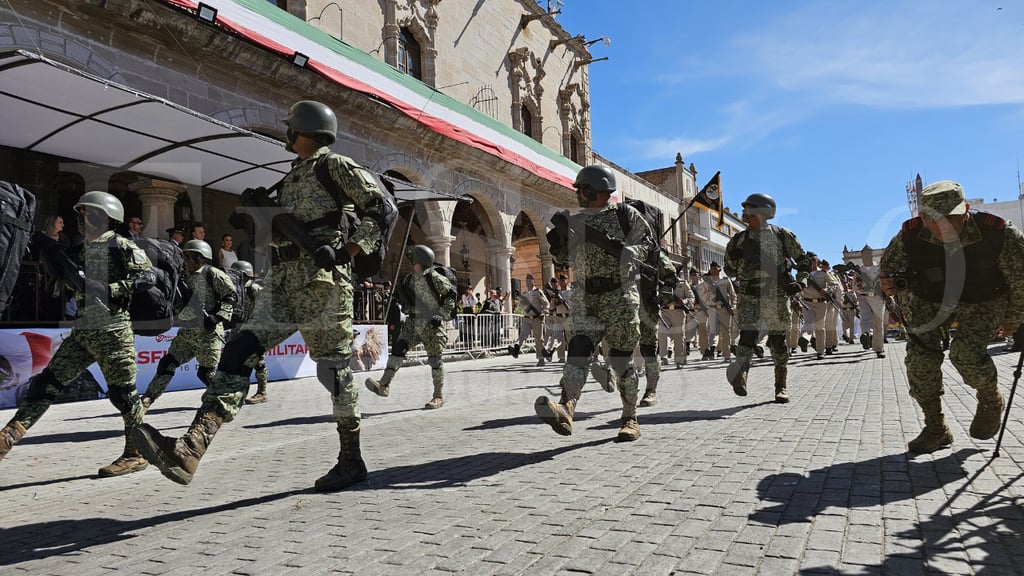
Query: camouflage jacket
274,146,386,287
178,264,236,325
402,268,456,319
72,230,152,328
724,225,810,296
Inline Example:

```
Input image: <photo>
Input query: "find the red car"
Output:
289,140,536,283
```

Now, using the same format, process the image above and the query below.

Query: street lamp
459,241,471,271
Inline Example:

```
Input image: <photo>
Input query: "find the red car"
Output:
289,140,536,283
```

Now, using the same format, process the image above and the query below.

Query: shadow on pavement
593,403,774,430
65,406,195,421
17,428,122,445
465,407,619,431
0,488,312,566
0,473,94,492
797,466,1024,575
751,448,983,526
362,437,614,490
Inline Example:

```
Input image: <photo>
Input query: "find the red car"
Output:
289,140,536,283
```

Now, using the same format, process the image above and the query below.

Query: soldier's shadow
593,403,772,430
795,466,1024,575
750,448,982,526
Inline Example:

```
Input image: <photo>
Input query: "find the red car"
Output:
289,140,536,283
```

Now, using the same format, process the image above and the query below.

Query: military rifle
39,243,110,314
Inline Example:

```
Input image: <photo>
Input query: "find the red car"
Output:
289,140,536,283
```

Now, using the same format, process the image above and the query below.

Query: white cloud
627,135,731,160
733,2,1024,109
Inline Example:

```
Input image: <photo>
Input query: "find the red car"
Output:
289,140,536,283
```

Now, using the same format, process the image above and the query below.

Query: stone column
538,252,554,285
134,179,185,239
426,234,455,267
488,243,514,313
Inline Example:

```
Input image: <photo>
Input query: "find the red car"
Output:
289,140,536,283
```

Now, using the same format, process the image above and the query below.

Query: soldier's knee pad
219,331,262,377
767,334,787,355
427,356,443,370
639,344,657,358
155,354,181,377
313,358,350,393
566,335,595,368
738,330,759,348
22,368,60,403
392,338,409,358
607,348,633,374
107,385,140,414
197,366,216,387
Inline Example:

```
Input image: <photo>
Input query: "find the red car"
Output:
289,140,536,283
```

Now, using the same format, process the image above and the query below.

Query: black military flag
694,171,723,226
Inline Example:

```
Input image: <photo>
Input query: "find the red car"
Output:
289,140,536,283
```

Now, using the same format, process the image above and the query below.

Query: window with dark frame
520,104,533,138
570,133,579,163
397,27,422,80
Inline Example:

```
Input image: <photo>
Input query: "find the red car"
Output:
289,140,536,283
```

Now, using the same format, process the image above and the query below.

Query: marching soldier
535,165,653,442
637,244,679,407
659,265,695,368
510,273,549,366
366,245,456,408
857,247,887,358
543,274,572,362
839,271,859,345
880,180,1024,453
140,239,236,412
0,191,154,476
688,269,712,360
135,100,390,491
798,252,830,360
820,259,842,355
724,193,811,403
708,262,736,361
232,260,271,405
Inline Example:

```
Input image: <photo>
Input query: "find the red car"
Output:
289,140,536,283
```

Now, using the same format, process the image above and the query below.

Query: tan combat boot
245,381,269,405
908,399,953,454
425,382,444,409
726,354,751,396
98,429,149,477
315,422,368,492
774,365,790,404
365,369,395,397
970,388,1005,440
0,420,27,462
134,411,224,485
616,404,641,442
535,396,576,436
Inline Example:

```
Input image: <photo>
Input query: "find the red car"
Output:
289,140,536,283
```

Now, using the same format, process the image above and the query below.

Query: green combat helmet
231,260,254,279
408,245,435,267
74,191,124,223
573,165,617,193
181,239,213,261
741,193,776,220
284,100,338,145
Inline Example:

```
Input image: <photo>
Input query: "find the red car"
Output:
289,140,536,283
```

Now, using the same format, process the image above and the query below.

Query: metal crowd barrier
405,313,529,362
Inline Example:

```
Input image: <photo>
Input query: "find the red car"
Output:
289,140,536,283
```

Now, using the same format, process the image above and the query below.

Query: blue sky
553,1,1024,265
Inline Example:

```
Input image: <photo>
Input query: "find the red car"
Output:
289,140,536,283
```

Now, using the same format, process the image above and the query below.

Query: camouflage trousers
205,277,356,423
15,322,142,431
143,326,223,398
564,292,640,410
904,295,1006,404
735,293,791,367
637,302,660,384
388,317,449,386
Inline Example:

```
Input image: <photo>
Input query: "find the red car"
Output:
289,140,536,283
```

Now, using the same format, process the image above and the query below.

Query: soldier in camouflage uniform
232,261,271,404
659,265,695,369
637,248,679,407
135,100,389,491
535,165,652,442
880,180,1024,453
724,193,811,403
365,245,456,409
140,239,235,412
0,191,154,476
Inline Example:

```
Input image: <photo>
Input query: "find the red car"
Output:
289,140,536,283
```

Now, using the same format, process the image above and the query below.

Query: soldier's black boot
908,399,953,454
134,411,224,485
0,420,27,462
315,421,368,492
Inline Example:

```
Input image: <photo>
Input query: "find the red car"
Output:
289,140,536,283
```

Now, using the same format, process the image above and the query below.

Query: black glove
1013,324,1024,352
314,245,337,270
131,270,157,292
429,315,444,328
203,314,220,331
784,282,804,297
240,186,270,207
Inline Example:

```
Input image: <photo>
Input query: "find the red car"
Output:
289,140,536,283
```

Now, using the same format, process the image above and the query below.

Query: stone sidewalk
2,340,1024,575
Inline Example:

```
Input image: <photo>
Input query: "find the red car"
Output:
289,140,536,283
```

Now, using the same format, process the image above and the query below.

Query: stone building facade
0,0,718,315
